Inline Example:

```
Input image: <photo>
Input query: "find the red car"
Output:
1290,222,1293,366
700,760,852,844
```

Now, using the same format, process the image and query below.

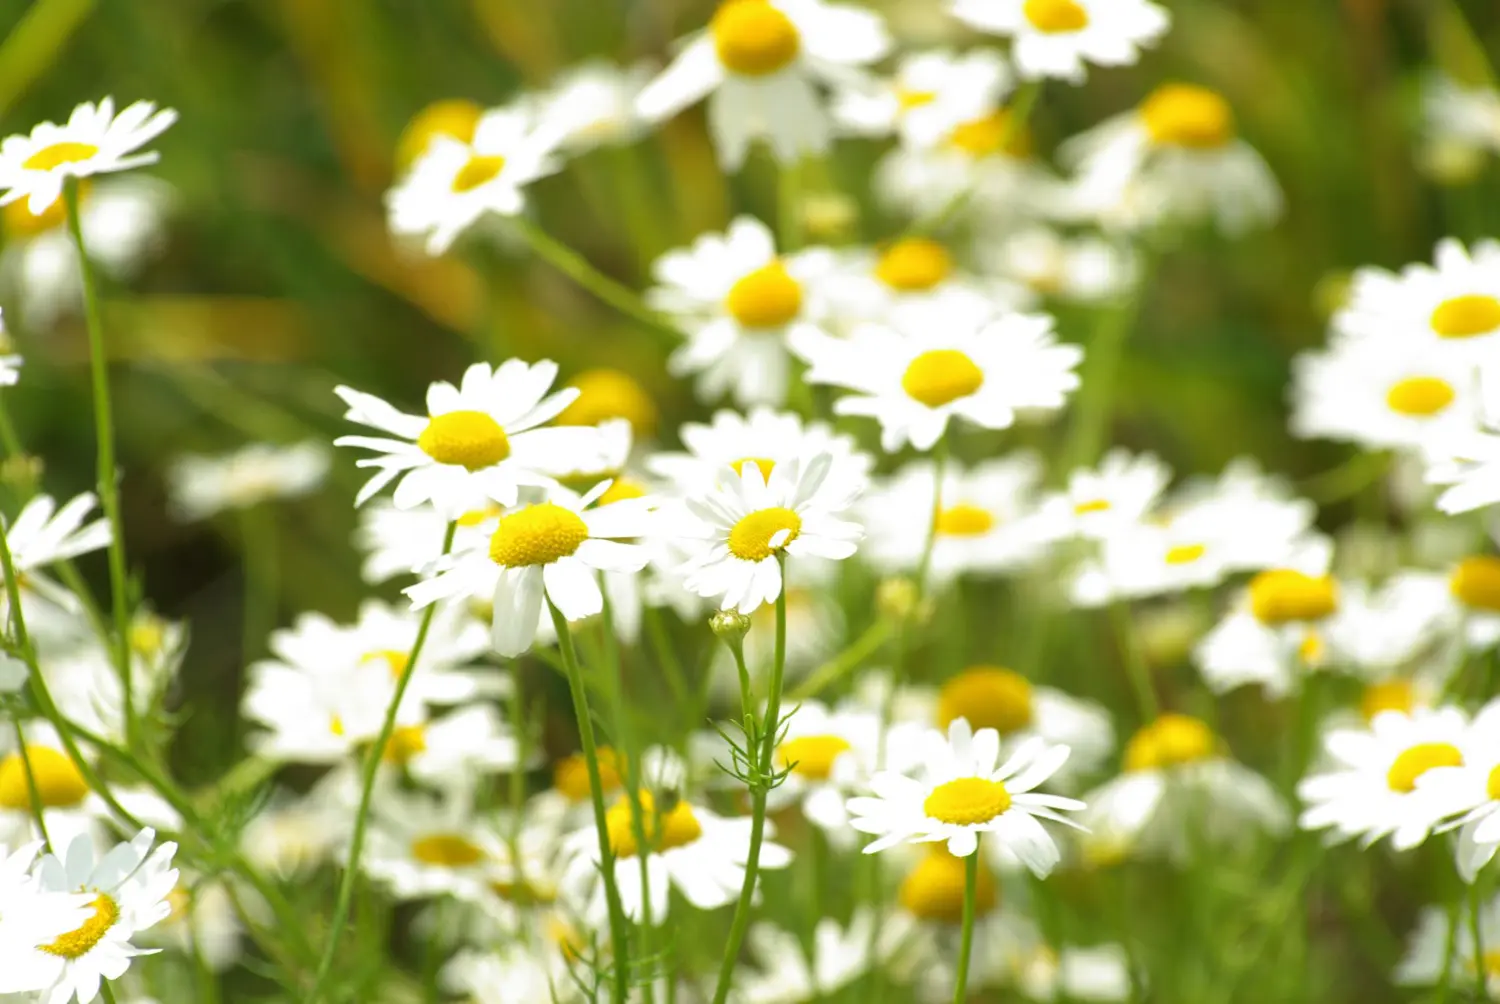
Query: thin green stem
1109,601,1158,721
1061,257,1151,472
1437,893,1462,1004
12,719,52,850
307,521,456,1003
99,981,119,1004
549,597,631,1004
953,845,980,1004
779,156,802,252
789,620,892,702
238,504,276,757
63,178,135,751
1471,880,1488,1001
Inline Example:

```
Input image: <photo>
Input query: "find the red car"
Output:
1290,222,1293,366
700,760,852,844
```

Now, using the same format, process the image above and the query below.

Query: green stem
307,521,456,1003
238,504,276,756
548,597,631,1004
788,620,892,702
1109,601,1158,721
1061,259,1150,472
63,178,135,751
779,156,802,252
12,719,53,850
1471,879,1488,1001
1437,894,1462,1004
953,845,979,1004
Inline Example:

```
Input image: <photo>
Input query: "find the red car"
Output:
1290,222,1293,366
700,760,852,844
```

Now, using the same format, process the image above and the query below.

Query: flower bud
710,610,752,656
876,577,928,625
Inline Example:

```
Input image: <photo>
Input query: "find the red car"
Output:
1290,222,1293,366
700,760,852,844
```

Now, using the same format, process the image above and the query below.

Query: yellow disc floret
728,506,802,561
1385,376,1456,417
409,833,487,867
1140,84,1235,149
451,154,507,193
902,349,984,408
607,791,704,857
875,238,953,292
553,747,625,802
418,410,511,469
933,503,996,537
1247,569,1338,625
1361,679,1416,721
3,188,74,237
949,110,1034,159
40,893,118,958
724,261,804,329
555,369,659,436
898,845,999,923
598,478,649,507
1164,543,1206,565
779,735,852,779
937,667,1035,735
1451,556,1500,613
923,776,1012,825
712,0,802,77
381,725,428,766
731,457,778,482
1124,714,1216,772
1023,0,1090,33
488,503,590,567
1074,498,1112,515
1430,294,1500,340
1487,762,1500,802
23,141,100,172
1386,742,1463,793
0,746,89,809
396,99,483,171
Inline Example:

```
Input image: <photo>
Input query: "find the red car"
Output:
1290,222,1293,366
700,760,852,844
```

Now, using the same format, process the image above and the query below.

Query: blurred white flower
1423,74,1500,161
832,48,1009,148
736,912,875,1002
1415,698,1500,882
0,98,176,214
1033,448,1170,543
0,309,20,387
1,493,111,620
1397,892,1500,995
166,440,329,521
536,61,650,152
821,238,1030,331
977,226,1138,305
950,0,1168,83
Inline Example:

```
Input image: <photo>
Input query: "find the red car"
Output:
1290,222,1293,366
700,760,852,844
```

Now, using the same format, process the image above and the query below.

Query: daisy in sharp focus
949,0,1168,83
0,98,177,214
0,841,92,998
1413,697,1500,881
334,360,606,518
764,701,887,846
792,296,1082,452
846,718,1083,870
387,103,562,255
648,216,835,407
406,482,655,656
832,48,1010,148
635,0,891,170
677,452,864,615
166,440,330,521
0,492,111,620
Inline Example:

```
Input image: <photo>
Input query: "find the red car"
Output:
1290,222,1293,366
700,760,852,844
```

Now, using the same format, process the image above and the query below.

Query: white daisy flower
394,99,484,175
677,453,863,615
846,718,1083,871
20,828,178,1004
821,239,1030,331
1425,421,1500,515
832,48,1010,148
0,98,177,214
950,0,1168,83
334,360,605,518
764,701,886,845
360,788,511,902
635,0,891,169
136,870,242,973
165,440,330,521
1033,448,1170,543
0,841,92,997
442,947,576,1004
647,216,835,407
1337,238,1500,365
1413,698,1500,881
1062,83,1281,233
1,493,111,620
1320,574,1452,688
1298,706,1477,850
859,454,1046,583
238,787,346,880
792,297,1082,452
735,912,875,1002
406,483,655,656
355,501,492,585
1013,941,1132,1002
977,225,1139,305
553,368,660,440
1396,559,1500,652
386,104,562,255
561,791,792,924
536,61,650,152
0,309,18,387
1423,74,1500,164
1396,893,1500,996
1079,714,1287,863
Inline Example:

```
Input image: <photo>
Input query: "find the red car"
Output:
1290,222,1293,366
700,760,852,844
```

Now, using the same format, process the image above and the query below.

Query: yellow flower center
488,503,590,567
1430,294,1500,340
1247,570,1338,625
1164,542,1206,565
1386,742,1463,793
417,410,511,469
711,0,802,77
898,845,999,923
923,776,1012,826
902,349,984,408
130,615,166,657
1451,556,1500,613
166,884,191,921
409,833,487,867
1360,679,1416,722
1023,0,1090,33
1488,762,1500,802
555,369,659,436
1140,84,1235,149
874,238,953,292
1385,376,1456,417
1473,950,1500,978
896,87,938,112
22,141,101,172
1124,714,1216,772
2,184,80,237
724,261,804,329
937,667,1035,735
0,746,89,809
450,154,507,193
1297,629,1325,665
396,99,483,171
778,735,852,779
727,506,802,561
598,478,649,507
381,725,427,766
553,748,625,802
731,457,778,482
362,649,410,680
949,109,1034,159
456,503,503,527
1073,498,1112,515
607,792,704,857
933,503,995,537
40,893,118,958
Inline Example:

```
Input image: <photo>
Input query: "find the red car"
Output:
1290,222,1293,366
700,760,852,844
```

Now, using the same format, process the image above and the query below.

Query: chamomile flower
137,871,242,973
1412,698,1500,881
561,791,792,923
635,0,891,169
394,99,484,175
1423,74,1500,165
859,455,1046,582
355,501,490,584
555,369,660,439
238,787,345,879
387,104,562,254
792,298,1082,452
0,493,110,618
735,912,875,1002
21,828,178,1004
0,841,91,997
0,98,177,214
765,702,884,844
1012,940,1132,1002
1396,893,1500,996
832,48,1010,148
360,789,510,901
335,360,606,517
715,556,844,696
648,216,835,407
536,61,649,152
406,483,655,656
1299,706,1477,849
1034,449,1170,543
1425,422,1500,515
1062,83,1281,233
166,441,330,521
1399,557,1500,651
978,226,1139,305
677,453,864,614
1336,238,1500,364
822,239,1029,330
949,0,1168,83
1079,714,1288,862
847,718,1082,869
0,309,17,387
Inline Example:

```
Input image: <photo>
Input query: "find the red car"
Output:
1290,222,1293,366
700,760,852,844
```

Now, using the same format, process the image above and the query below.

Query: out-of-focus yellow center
1247,569,1338,625
555,369,659,436
1451,556,1500,613
362,649,410,680
1360,679,1416,721
779,734,852,779
902,349,984,407
597,478,649,507
607,791,704,857
1386,742,1463,793
1125,714,1215,772
381,725,427,766
875,238,953,292
898,845,998,923
1430,294,1500,339
1385,376,1456,417
553,748,626,802
488,503,589,567
2,184,80,236
937,667,1035,735
1023,0,1090,33
949,109,1033,159
456,503,503,527
1073,498,1112,515
731,457,778,482
1164,543,1206,565
728,506,801,561
23,141,100,172
1487,762,1500,802
1140,84,1234,149
410,833,487,867
396,99,483,171
712,0,802,77
450,154,507,193
418,410,511,469
933,503,995,537
0,746,89,809
923,776,1011,825
39,893,118,959
895,87,937,112
724,261,804,329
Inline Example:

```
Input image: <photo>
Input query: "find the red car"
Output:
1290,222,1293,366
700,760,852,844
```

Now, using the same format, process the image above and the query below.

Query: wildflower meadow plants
2,1,1500,1002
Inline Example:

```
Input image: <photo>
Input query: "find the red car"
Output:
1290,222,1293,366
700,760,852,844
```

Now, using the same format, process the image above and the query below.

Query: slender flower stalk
953,843,981,1004
1469,880,1487,1002
12,719,53,849
1062,254,1153,470
63,178,137,750
1436,895,1461,1004
309,522,457,1003
1110,600,1159,721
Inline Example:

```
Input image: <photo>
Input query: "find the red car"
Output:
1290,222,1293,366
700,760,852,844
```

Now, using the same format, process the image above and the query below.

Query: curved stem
12,719,52,850
953,846,979,1004
307,521,456,1003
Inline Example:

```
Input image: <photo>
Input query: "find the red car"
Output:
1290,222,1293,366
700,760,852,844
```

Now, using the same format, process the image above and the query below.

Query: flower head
0,98,177,214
